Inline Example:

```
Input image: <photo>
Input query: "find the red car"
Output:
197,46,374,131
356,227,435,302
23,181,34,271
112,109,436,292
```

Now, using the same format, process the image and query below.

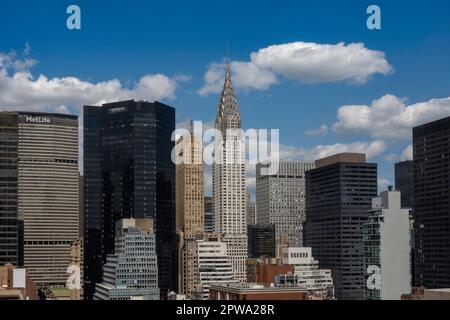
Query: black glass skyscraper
305,153,377,300
413,116,450,288
83,100,177,299
395,161,414,209
395,160,415,286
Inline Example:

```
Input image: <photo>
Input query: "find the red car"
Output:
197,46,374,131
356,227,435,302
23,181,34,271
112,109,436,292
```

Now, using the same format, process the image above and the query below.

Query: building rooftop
315,152,366,168
426,288,450,293
209,283,307,293
0,110,78,120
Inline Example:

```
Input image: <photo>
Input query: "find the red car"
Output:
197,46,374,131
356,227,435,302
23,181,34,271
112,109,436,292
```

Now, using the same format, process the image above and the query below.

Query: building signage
24,115,51,124
109,107,126,114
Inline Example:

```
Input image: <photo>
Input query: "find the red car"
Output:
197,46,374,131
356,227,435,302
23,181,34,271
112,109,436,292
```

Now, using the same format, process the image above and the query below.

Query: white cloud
0,50,37,72
401,144,413,161
384,144,414,163
278,140,386,161
333,94,450,140
231,61,278,91
251,42,392,84
199,41,392,94
198,62,225,96
24,42,31,56
305,124,328,136
0,47,187,113
384,153,400,163
378,178,392,191
198,61,277,96
133,74,178,101
174,74,192,82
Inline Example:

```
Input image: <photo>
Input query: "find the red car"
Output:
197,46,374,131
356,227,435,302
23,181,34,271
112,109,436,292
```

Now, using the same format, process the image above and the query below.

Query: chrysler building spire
215,62,242,134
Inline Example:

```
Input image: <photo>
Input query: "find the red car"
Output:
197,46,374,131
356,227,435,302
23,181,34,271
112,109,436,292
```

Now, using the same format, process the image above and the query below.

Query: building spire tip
225,41,230,64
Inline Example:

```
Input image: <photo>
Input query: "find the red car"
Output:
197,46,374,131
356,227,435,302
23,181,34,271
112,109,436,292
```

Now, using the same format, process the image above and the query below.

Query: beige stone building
176,121,205,297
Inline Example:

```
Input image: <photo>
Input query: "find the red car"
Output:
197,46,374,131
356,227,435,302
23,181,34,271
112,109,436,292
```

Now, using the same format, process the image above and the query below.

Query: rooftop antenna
225,41,230,65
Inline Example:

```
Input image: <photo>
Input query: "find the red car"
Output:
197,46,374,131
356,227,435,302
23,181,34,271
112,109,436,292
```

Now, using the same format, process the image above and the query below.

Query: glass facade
413,116,450,288
395,161,414,209
83,100,177,299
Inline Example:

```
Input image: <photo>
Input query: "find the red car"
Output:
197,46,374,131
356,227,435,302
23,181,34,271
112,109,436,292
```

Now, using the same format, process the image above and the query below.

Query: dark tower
413,116,450,288
83,100,177,299
395,161,414,209
305,153,378,300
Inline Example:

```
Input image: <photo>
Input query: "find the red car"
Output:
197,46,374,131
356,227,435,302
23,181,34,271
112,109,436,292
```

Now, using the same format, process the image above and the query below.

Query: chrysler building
212,62,248,282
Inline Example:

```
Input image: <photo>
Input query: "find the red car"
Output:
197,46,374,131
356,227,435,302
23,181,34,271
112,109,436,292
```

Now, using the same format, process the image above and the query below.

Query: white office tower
212,62,248,282
363,191,411,300
281,247,334,297
194,237,236,300
93,219,159,300
256,160,315,247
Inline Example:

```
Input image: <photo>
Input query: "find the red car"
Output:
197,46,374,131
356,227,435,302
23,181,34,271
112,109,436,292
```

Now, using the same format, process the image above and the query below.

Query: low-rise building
167,291,187,300
0,264,38,300
246,258,293,284
401,287,450,300
209,283,309,300
281,247,334,297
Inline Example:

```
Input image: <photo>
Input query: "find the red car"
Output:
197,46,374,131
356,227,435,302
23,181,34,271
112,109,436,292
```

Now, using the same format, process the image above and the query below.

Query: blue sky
1,0,450,192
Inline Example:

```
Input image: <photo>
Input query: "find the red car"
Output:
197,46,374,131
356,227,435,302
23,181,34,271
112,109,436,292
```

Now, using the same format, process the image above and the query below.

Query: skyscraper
93,219,159,300
413,116,450,288
212,63,248,282
175,121,205,297
395,161,414,209
247,224,276,258
395,160,415,286
0,112,79,286
83,100,176,299
363,191,411,300
305,153,377,300
256,159,315,247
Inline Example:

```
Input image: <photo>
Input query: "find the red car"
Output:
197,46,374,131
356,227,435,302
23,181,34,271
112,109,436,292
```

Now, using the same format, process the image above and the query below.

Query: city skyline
1,0,450,303
1,1,450,195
